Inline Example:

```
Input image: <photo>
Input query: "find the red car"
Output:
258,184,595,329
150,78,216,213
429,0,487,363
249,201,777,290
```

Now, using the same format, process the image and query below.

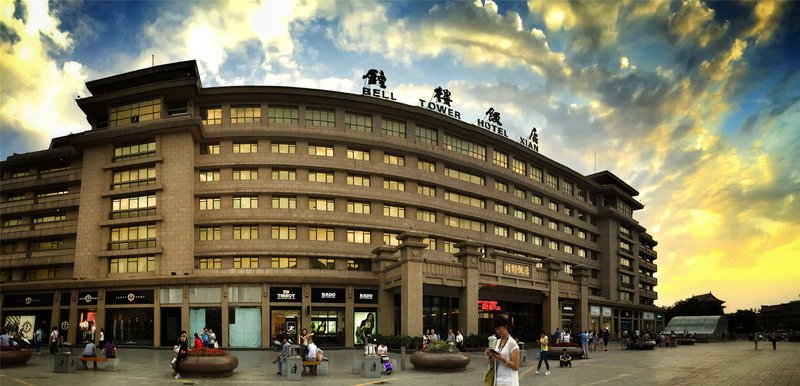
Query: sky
1,0,798,312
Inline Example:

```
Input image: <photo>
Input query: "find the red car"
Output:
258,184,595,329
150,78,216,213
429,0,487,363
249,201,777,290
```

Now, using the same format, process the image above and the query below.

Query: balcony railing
108,239,157,251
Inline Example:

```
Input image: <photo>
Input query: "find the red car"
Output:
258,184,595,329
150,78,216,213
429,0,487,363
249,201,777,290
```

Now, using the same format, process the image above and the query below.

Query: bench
79,356,107,369
302,360,321,375
79,356,119,370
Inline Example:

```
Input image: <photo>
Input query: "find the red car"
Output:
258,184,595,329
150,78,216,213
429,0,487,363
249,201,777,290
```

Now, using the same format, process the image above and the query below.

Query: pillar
541,258,561,334
571,265,592,331
345,287,355,347
372,245,399,336
153,289,161,347
396,232,427,337
96,290,106,345
454,240,482,336
221,284,229,348
262,284,270,348
68,290,78,344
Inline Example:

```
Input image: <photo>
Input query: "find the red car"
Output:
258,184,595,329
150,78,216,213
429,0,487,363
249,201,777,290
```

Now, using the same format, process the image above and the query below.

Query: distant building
690,292,726,314
761,300,800,331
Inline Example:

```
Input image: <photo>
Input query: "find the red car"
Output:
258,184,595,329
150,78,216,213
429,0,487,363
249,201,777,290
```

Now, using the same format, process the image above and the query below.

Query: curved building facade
0,61,662,348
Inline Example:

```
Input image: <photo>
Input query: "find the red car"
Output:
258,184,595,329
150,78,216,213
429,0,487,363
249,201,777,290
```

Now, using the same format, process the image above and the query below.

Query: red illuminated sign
478,300,502,311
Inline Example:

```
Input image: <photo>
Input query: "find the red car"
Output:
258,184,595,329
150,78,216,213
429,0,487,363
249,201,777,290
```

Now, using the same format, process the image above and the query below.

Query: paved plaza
1,341,798,386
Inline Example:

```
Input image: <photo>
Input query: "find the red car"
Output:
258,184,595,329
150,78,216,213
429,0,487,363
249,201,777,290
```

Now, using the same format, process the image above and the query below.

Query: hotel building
0,60,663,348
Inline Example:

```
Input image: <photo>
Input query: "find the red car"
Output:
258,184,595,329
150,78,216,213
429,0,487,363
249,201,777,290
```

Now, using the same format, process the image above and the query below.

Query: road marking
0,374,37,386
518,365,537,380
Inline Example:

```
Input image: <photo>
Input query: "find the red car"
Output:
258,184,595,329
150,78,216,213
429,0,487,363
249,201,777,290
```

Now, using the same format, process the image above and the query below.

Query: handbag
484,365,495,386
173,345,179,353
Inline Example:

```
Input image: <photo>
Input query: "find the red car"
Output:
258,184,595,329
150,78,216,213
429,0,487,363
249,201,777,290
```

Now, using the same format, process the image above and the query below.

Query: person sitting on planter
559,349,572,368
81,340,98,369
306,337,323,375
104,338,117,358
173,331,188,379
377,341,392,375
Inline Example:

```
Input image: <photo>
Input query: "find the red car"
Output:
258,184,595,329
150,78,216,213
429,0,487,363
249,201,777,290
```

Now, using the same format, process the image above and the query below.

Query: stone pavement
1,341,798,386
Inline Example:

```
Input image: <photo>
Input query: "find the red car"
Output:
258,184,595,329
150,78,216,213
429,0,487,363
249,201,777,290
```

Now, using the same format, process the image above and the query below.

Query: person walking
770,331,778,350
753,331,759,350
536,330,550,375
601,327,610,351
49,326,60,355
580,330,590,359
447,328,455,347
275,336,291,375
455,329,465,352
173,331,189,379
34,326,43,354
208,328,217,348
485,315,520,386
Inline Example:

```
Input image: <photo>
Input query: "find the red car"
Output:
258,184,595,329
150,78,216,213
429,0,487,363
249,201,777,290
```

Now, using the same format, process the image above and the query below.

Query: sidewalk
1,341,798,385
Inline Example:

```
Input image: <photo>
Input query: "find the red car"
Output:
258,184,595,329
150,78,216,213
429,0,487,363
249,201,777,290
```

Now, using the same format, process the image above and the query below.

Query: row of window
195,257,372,271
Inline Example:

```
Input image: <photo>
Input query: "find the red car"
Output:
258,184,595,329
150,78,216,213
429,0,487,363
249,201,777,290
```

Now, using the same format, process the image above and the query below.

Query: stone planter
678,338,696,345
409,351,470,370
172,353,238,376
628,341,656,350
0,349,33,366
546,345,584,359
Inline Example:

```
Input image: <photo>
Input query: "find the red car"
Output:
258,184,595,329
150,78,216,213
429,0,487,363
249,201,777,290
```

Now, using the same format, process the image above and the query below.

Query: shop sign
643,312,655,320
311,288,345,303
503,261,531,278
602,307,612,317
655,314,664,320
591,306,601,316
361,69,396,100
78,291,98,305
418,86,462,119
106,290,154,305
477,107,509,137
270,287,301,303
520,127,540,152
3,293,53,308
561,300,575,314
354,289,378,304
478,300,502,311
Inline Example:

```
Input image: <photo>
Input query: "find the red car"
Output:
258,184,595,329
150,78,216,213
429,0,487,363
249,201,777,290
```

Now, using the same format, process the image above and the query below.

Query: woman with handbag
173,331,189,379
484,316,520,386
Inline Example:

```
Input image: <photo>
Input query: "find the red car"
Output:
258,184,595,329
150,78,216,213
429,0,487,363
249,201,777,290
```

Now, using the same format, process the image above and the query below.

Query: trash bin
53,352,77,373
519,349,528,367
362,356,381,378
286,356,302,381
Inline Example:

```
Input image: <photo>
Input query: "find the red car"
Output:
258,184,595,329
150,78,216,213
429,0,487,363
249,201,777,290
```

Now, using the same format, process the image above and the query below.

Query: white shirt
307,343,318,360
494,336,520,386
456,333,464,343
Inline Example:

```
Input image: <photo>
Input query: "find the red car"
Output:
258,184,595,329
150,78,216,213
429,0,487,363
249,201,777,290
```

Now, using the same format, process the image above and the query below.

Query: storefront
477,286,543,342
77,291,98,344
1,293,54,340
105,289,154,346
159,288,183,346
228,286,262,347
353,289,377,346
270,287,302,343
189,287,222,346
560,300,576,331
59,292,71,342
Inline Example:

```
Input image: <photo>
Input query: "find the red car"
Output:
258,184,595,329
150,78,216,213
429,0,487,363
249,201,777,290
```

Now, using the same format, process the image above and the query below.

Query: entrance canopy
664,316,726,337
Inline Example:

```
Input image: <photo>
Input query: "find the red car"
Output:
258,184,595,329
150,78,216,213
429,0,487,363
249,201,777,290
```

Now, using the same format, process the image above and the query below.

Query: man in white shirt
455,329,464,351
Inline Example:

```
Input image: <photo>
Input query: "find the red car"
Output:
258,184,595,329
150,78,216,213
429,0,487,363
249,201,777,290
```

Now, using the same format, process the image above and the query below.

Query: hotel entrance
478,286,543,342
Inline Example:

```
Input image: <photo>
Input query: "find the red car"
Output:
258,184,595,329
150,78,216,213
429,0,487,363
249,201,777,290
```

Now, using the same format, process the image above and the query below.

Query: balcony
639,275,657,285
1,170,82,191
0,249,75,268
619,264,633,272
619,282,635,290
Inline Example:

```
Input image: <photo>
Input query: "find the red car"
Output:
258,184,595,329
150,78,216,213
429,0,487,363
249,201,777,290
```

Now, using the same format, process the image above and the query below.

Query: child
559,349,572,368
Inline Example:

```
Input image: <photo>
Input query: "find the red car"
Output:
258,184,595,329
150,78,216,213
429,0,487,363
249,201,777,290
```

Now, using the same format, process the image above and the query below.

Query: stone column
396,232,427,337
372,246,399,337
571,265,592,331
154,289,161,347
68,290,78,344
345,287,355,347
454,240,482,336
221,284,229,348
261,284,270,348
96,290,106,345
541,258,562,334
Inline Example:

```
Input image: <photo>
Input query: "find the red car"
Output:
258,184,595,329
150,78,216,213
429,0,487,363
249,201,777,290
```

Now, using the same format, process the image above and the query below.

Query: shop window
271,257,297,269
107,308,154,346
311,309,345,346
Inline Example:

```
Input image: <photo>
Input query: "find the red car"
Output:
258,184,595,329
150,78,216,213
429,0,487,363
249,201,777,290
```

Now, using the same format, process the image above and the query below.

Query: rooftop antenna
152,54,154,67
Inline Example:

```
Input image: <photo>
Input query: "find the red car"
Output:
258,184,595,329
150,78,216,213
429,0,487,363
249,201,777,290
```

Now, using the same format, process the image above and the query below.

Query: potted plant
0,346,33,367
410,340,470,370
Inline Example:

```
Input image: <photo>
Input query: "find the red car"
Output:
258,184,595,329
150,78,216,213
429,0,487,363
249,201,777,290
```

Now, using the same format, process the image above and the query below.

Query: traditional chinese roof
690,292,725,304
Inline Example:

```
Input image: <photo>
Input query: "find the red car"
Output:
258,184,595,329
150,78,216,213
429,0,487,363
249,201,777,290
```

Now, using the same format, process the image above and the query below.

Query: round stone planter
546,345,584,359
172,353,239,376
628,341,656,350
410,351,470,370
678,338,696,345
0,349,33,366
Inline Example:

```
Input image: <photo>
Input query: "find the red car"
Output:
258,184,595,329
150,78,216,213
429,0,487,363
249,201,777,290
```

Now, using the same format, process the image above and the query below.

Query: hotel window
564,206,573,216
271,257,297,269
348,259,372,271
577,248,587,258
201,106,222,125
308,170,334,183
531,215,543,225
444,167,484,185
3,218,22,227
423,237,438,251
564,244,574,254
113,194,156,218
233,257,259,269
272,196,296,209
383,204,405,218
416,125,438,144
198,258,222,270
417,160,436,173
113,140,156,162
381,118,406,138
347,229,371,243
443,240,460,254
513,208,526,220
268,106,299,124
417,184,436,197
383,178,405,191
546,173,559,189
563,181,574,195
590,288,602,296
531,195,542,205
576,186,587,202
444,191,485,208
233,142,258,153
109,256,155,273
514,188,526,199
495,181,508,192
347,201,371,215
110,224,156,250
112,166,156,190
109,98,161,127
309,198,335,211
233,196,258,209
383,153,405,166
199,170,220,182
620,226,631,237
199,226,221,241
311,258,335,270
306,108,335,127
309,227,335,241
201,143,220,154
444,215,485,232
494,226,509,238
271,143,296,154
513,230,527,242
199,197,221,210
233,225,259,240
443,133,486,161
10,170,30,178
493,151,508,168
619,241,631,251
617,201,633,218
272,226,297,240
417,209,436,223
532,235,543,246
620,292,632,302
383,232,400,246
548,240,558,250
564,226,573,235
512,158,526,175
272,169,296,180
344,112,372,132
38,164,70,175
620,257,631,267
231,105,261,124
347,174,371,187
347,148,370,161
548,221,559,230
494,203,508,215
620,274,633,284
309,145,334,157
233,168,258,180
548,202,558,211
7,193,25,202
30,239,63,251
35,188,69,198
529,167,543,183
33,213,66,223
564,264,573,274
